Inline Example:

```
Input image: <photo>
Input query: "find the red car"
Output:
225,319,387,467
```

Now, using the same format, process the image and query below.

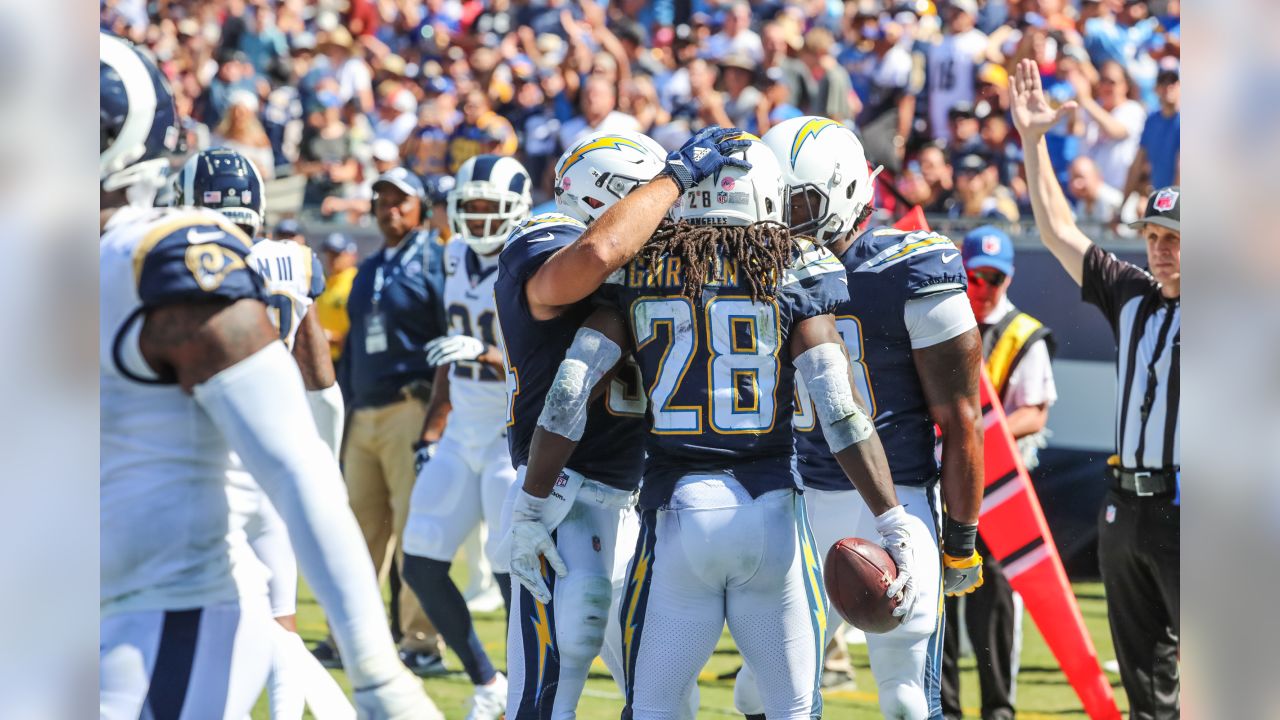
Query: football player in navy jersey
521,135,920,720
99,33,437,719
495,128,749,720
732,116,985,720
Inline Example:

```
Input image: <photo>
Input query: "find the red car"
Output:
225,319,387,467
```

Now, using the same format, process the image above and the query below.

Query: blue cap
421,74,456,95
422,173,456,204
372,167,426,201
321,232,356,254
274,218,302,237
962,226,1014,276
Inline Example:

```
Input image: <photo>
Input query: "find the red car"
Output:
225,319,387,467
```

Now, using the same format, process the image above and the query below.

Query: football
823,537,901,634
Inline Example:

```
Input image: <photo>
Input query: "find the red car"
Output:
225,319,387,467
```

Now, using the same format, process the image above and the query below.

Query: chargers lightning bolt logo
530,557,556,701
557,135,648,177
788,117,843,168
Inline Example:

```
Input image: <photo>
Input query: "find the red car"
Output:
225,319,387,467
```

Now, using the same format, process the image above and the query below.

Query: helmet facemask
448,183,529,255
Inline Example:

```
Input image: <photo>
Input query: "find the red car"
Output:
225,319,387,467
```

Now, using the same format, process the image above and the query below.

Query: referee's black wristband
942,516,978,557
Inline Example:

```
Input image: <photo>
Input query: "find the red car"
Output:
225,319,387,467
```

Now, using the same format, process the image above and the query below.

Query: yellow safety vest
981,308,1054,400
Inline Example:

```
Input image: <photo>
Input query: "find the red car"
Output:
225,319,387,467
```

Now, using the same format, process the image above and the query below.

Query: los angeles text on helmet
624,254,755,290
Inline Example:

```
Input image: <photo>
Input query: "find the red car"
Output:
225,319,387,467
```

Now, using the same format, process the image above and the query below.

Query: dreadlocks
638,220,806,303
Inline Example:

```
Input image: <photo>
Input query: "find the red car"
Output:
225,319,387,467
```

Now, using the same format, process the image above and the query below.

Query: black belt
1109,467,1177,496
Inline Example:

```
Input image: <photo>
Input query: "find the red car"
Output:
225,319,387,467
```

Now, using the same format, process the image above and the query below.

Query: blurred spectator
716,55,763,130
273,218,306,245
747,67,804,136
322,138,403,223
848,18,917,173
210,89,277,180
926,0,989,142
296,90,360,208
656,28,702,117
403,75,460,179
319,27,374,113
797,27,852,122
906,145,956,213
558,76,640,150
946,103,985,158
980,112,1025,201
1123,67,1180,207
1071,59,1146,191
975,62,1010,118
950,152,1020,221
237,5,289,77
315,232,359,362
422,173,455,242
621,75,671,135
373,86,419,144
760,20,811,113
1067,155,1131,229
703,1,763,63
197,52,255,128
447,89,517,173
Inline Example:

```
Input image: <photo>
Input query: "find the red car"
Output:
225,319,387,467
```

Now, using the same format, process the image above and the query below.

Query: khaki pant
342,397,443,654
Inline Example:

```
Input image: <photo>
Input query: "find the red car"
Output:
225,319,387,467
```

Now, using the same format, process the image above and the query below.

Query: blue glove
413,440,436,475
661,126,754,192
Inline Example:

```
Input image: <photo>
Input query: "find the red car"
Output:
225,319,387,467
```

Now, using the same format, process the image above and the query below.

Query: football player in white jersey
173,147,348,719
399,154,531,720
99,33,438,720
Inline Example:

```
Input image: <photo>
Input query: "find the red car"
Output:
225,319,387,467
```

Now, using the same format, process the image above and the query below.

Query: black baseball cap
1131,186,1180,233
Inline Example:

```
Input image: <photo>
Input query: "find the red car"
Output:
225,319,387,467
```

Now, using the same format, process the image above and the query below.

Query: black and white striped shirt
1082,245,1180,469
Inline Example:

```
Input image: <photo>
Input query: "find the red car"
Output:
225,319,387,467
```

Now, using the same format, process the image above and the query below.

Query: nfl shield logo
717,191,728,204
1105,504,1116,524
555,472,569,488
982,234,1001,255
1153,189,1178,212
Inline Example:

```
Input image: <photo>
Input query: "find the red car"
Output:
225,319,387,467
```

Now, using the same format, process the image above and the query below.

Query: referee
1012,59,1179,719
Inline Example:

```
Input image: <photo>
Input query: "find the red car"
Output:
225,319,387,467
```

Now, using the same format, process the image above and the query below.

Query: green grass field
255,579,1126,719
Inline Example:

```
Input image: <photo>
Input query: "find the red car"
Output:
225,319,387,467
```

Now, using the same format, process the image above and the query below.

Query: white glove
874,505,919,623
353,669,442,720
425,335,486,366
509,490,568,604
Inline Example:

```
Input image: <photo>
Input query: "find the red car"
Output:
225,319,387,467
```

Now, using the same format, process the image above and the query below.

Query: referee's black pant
1098,488,1180,719
941,539,1018,720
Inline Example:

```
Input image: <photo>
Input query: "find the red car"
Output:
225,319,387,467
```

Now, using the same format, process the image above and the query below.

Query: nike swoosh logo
527,233,555,244
941,252,958,263
187,228,226,243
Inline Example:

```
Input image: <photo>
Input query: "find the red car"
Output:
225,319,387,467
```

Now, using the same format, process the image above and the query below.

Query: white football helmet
448,155,533,254
553,130,667,224
672,132,783,227
761,116,882,245
100,32,181,206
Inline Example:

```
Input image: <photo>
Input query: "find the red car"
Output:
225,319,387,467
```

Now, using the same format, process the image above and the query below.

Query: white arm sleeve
306,383,345,460
192,343,401,691
903,290,978,349
536,327,622,441
793,343,875,453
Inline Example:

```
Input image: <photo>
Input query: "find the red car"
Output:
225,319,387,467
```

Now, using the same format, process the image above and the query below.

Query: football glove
661,125,753,192
425,335,486,366
942,516,983,596
353,669,443,720
874,505,919,623
412,440,436,476
509,490,568,604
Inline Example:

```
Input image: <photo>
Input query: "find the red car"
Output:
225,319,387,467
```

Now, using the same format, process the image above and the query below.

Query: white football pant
621,475,826,720
735,482,943,720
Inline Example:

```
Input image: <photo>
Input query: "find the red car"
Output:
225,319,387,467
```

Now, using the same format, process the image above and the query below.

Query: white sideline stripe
981,478,1022,515
1003,543,1052,581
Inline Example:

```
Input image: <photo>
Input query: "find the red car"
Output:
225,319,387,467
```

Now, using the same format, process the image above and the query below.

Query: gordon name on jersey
101,207,270,614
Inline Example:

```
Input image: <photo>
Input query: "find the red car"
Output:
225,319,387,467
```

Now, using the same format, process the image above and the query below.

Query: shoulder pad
782,240,845,288
852,226,966,296
133,212,264,307
509,212,587,240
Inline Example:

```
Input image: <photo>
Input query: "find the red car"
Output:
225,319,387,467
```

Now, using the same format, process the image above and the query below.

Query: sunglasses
967,268,1007,287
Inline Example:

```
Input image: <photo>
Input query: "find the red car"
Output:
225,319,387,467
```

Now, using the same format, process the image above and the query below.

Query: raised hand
1011,58,1078,141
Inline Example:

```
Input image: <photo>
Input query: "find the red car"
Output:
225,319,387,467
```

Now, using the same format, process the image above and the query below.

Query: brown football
823,537,902,634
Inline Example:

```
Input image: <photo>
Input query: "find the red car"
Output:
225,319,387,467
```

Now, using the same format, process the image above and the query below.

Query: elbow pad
193,343,403,690
537,327,622,441
307,383,345,460
794,343,875,453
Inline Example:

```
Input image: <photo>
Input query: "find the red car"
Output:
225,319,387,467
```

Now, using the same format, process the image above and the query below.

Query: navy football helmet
173,148,267,237
100,33,180,203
